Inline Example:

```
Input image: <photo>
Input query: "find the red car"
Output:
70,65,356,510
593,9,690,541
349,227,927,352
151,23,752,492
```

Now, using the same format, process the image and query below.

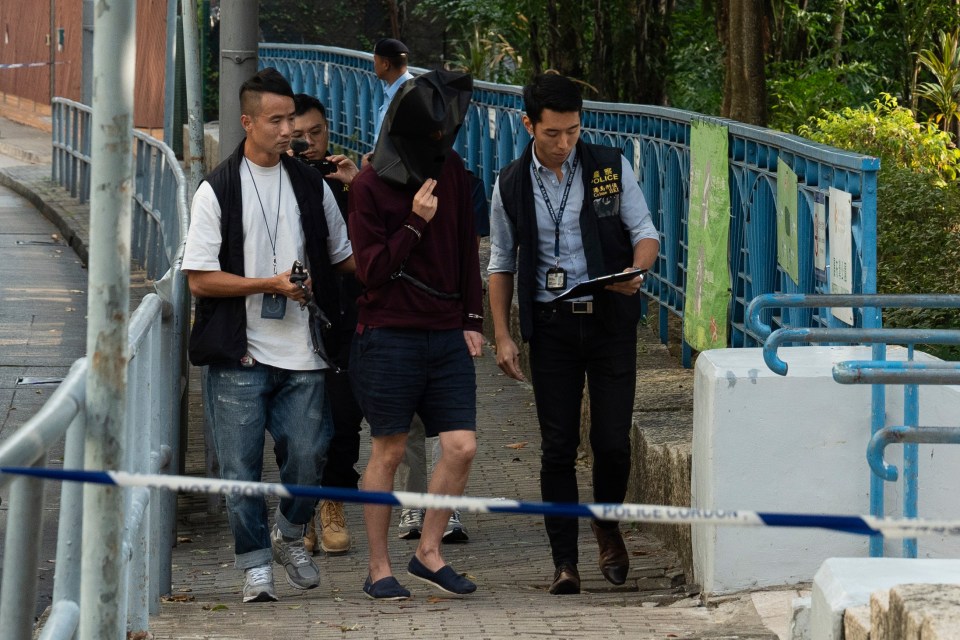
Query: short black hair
522,73,582,125
293,93,327,120
239,68,294,116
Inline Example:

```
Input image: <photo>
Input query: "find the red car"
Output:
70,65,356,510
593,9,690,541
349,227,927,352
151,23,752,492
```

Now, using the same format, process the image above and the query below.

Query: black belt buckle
570,301,593,314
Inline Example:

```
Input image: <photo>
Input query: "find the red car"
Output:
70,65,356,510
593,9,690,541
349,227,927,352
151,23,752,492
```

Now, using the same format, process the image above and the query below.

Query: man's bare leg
363,432,408,582
415,429,476,572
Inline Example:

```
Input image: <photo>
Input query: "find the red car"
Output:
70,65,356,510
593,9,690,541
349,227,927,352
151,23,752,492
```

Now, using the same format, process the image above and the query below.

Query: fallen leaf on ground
161,594,195,603
177,537,192,544
505,441,528,449
426,596,452,603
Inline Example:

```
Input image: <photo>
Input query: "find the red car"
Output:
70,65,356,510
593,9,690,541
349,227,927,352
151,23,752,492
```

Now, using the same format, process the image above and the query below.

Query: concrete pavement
0,113,794,639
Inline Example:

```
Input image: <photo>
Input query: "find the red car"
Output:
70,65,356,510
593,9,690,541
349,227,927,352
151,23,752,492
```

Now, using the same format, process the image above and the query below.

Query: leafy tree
800,93,960,183
801,95,960,358
915,28,960,139
768,58,878,132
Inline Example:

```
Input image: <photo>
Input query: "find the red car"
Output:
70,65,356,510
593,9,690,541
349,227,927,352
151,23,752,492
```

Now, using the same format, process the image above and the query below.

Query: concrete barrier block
693,346,960,595
810,558,960,640
692,346,874,594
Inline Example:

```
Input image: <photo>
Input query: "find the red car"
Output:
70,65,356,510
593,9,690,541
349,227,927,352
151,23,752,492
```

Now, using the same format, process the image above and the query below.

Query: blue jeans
205,362,333,569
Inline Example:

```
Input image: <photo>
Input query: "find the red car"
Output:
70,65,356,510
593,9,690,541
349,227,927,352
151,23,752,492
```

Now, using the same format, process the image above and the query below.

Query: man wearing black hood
348,70,482,600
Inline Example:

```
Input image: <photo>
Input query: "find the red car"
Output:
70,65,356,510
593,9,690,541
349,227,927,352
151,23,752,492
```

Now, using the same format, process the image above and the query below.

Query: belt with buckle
566,301,593,314
536,300,593,314
535,300,595,315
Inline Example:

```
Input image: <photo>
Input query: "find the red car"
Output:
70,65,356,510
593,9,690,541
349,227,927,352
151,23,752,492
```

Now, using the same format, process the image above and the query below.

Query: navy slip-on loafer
407,556,477,595
363,575,411,600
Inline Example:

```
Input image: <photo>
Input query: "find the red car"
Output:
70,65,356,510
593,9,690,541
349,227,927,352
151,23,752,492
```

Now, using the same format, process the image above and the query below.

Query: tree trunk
632,0,673,105
529,16,544,74
723,0,767,125
831,0,846,67
383,0,400,39
717,0,733,116
545,0,583,77
590,0,613,98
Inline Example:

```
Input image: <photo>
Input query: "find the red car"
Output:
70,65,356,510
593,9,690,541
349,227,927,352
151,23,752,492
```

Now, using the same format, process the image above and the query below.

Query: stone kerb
845,584,960,640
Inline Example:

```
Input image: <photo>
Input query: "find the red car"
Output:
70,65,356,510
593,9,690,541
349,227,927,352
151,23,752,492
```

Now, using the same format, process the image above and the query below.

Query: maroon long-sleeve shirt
348,152,483,333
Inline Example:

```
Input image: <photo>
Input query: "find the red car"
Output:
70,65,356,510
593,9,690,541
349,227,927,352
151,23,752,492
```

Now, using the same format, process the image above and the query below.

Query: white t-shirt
182,157,352,371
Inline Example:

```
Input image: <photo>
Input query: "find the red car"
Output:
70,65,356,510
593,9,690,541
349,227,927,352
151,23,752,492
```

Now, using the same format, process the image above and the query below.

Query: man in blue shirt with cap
372,38,414,144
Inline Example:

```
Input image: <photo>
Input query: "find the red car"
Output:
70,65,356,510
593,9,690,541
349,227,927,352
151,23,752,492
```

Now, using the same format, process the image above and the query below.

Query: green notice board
776,158,799,283
683,120,730,352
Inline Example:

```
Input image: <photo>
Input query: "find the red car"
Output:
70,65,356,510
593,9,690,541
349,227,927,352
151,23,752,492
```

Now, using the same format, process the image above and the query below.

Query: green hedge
801,95,960,360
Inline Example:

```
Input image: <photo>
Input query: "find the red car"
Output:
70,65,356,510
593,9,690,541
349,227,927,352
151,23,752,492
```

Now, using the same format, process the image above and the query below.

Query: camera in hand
289,259,313,307
290,260,308,289
290,139,337,176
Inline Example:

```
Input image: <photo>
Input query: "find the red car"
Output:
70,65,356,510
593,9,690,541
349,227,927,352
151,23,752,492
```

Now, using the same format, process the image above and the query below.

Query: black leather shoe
591,521,629,585
549,563,581,595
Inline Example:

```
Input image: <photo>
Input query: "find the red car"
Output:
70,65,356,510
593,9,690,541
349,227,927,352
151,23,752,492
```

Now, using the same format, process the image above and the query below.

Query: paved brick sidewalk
0,113,781,639
146,351,774,639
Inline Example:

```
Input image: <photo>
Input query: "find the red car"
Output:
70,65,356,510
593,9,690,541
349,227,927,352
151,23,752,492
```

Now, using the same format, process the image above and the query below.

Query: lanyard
532,153,580,263
244,157,282,275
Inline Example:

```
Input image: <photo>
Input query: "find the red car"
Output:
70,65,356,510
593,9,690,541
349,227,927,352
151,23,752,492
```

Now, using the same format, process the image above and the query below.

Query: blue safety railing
748,293,960,558
260,43,881,367
0,98,191,640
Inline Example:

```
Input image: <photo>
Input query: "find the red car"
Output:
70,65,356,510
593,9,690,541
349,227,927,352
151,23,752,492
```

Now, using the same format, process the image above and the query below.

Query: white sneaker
271,524,321,589
398,508,424,539
242,563,277,603
442,510,469,543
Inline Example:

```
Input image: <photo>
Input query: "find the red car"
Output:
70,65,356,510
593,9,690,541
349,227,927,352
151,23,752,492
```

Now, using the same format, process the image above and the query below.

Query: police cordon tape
3,466,959,539
0,62,64,69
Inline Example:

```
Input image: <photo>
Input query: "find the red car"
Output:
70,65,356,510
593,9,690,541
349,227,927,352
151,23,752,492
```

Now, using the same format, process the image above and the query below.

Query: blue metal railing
259,43,881,367
748,293,960,559
0,98,191,640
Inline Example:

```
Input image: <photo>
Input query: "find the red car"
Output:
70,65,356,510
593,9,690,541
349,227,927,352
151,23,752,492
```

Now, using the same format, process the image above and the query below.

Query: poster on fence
683,119,730,352
829,187,854,325
813,192,827,283
776,158,799,284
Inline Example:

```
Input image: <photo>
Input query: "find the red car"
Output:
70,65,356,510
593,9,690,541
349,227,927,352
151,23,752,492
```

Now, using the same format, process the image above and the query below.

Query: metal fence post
80,0,136,637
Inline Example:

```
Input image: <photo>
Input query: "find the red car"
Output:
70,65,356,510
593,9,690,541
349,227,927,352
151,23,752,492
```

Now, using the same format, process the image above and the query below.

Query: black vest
187,139,341,366
498,140,640,341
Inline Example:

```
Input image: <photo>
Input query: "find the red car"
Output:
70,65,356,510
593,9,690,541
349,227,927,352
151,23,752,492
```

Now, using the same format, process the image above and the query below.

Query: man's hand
327,154,359,185
495,336,526,381
464,330,483,357
270,269,309,303
605,267,645,296
412,179,438,223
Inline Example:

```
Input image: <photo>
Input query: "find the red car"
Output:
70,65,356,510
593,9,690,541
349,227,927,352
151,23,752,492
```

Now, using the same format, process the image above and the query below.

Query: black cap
374,38,409,57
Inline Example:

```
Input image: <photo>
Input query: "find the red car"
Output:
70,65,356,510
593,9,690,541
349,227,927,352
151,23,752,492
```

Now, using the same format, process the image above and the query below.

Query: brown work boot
591,521,629,585
303,507,320,555
319,500,351,554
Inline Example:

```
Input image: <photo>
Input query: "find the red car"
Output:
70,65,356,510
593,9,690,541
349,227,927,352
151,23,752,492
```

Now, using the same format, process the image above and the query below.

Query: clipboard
553,270,646,302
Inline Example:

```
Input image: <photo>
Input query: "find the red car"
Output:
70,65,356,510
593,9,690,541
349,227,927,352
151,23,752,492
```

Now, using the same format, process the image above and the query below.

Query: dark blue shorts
349,327,477,437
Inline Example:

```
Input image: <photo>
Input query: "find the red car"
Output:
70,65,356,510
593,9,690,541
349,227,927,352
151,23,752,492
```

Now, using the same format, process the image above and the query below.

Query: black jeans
321,339,364,490
529,304,637,568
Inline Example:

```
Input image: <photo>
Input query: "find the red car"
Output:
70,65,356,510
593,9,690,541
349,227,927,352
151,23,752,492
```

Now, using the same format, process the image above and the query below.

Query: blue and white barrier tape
0,62,62,69
3,466,959,539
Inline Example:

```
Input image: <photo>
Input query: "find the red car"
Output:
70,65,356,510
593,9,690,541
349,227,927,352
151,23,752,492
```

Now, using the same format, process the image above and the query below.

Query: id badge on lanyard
533,154,579,294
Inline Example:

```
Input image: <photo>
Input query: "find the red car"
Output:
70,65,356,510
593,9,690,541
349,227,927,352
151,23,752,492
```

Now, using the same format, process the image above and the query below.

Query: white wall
692,346,960,595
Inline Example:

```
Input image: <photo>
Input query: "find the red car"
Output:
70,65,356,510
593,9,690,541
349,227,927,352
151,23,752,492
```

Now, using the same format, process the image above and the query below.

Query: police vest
497,140,640,341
